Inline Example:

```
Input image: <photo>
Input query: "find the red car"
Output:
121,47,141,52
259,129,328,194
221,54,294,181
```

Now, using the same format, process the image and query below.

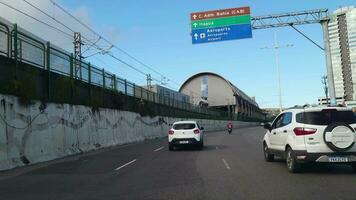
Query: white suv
168,121,204,151
263,106,356,173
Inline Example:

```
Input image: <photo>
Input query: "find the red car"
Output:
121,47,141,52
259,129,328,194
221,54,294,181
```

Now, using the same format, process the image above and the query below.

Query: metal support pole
133,83,136,97
274,32,283,112
88,63,91,101
102,68,105,88
124,79,127,95
321,19,336,105
88,63,91,84
70,53,74,79
69,53,74,99
13,24,18,79
113,75,117,91
46,41,51,99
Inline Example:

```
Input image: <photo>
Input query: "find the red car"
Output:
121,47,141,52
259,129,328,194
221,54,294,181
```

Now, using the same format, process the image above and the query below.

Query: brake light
193,129,200,134
293,127,317,136
168,129,174,135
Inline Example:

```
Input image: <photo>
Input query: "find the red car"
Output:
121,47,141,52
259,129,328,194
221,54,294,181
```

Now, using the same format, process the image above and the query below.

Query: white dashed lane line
114,159,137,171
222,158,231,170
153,146,164,152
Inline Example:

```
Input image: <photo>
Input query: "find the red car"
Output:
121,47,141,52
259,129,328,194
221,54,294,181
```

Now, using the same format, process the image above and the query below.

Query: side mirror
263,123,271,130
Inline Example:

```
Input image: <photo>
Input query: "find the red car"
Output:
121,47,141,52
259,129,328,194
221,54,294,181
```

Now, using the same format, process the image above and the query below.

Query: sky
0,0,355,108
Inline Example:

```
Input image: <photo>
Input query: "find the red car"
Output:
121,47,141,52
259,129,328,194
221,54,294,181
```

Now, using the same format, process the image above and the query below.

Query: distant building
263,108,281,121
145,84,190,103
179,72,263,119
317,96,344,105
328,6,356,101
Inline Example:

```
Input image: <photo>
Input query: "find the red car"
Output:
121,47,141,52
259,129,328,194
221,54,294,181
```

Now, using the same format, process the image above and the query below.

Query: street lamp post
261,32,293,112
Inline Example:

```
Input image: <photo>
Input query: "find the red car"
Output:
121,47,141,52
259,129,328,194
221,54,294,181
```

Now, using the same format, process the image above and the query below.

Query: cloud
0,0,119,54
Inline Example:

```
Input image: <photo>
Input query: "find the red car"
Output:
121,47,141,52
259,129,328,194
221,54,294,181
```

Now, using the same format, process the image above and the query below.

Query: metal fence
0,22,244,119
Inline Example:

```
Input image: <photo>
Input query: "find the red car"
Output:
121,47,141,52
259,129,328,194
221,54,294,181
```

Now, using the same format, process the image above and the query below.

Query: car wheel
169,143,174,151
351,163,356,172
263,143,274,162
286,147,301,173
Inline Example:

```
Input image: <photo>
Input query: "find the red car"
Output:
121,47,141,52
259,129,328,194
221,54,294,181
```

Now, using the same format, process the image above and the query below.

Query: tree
321,75,328,104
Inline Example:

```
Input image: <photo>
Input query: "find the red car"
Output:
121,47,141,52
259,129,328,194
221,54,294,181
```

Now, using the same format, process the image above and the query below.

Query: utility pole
261,32,293,112
321,75,329,104
74,32,82,79
320,19,336,105
146,74,152,91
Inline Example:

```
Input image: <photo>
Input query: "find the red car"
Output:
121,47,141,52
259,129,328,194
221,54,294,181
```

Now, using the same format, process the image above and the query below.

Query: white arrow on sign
193,14,197,19
193,23,197,28
194,33,198,40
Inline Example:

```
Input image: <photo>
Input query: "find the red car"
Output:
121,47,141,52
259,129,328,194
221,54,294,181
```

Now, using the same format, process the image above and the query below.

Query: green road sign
191,15,250,30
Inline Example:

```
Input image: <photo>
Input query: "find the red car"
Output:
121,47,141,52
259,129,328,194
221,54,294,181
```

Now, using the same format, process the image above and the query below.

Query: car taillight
193,129,200,134
293,127,317,136
168,129,174,135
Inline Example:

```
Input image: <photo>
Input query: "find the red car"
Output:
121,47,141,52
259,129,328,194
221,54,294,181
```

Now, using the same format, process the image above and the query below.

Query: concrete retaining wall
0,94,257,171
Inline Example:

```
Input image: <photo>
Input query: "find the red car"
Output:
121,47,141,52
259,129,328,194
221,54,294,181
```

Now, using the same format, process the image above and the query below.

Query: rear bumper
170,138,201,145
294,150,356,163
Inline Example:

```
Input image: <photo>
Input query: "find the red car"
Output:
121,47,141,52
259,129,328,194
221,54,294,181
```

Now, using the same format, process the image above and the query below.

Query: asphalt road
1,126,356,200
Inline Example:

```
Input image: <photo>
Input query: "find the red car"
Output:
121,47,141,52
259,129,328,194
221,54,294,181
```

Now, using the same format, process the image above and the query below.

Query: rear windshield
296,110,356,125
173,123,196,130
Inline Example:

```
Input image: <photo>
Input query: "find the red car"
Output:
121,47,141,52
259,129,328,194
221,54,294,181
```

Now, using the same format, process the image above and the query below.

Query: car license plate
179,141,189,144
328,156,348,162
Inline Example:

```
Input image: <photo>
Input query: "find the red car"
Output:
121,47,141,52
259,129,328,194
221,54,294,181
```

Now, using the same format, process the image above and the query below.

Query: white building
328,6,356,102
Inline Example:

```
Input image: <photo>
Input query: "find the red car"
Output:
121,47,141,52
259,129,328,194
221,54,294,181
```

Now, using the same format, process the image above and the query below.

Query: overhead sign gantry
190,8,336,104
190,7,252,44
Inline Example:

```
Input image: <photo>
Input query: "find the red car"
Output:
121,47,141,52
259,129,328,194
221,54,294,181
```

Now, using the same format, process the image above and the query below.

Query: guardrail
0,22,262,121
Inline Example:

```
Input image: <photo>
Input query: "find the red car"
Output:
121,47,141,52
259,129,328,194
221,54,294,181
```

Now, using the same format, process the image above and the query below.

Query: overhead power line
16,0,153,79
48,0,170,80
48,0,195,93
0,0,73,39
22,0,111,56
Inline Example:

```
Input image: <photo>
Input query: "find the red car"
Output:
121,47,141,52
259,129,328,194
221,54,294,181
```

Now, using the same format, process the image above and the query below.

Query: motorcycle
227,127,232,134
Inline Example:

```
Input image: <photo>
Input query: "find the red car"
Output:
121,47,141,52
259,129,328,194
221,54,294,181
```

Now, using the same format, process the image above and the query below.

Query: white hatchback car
263,106,356,173
168,121,204,151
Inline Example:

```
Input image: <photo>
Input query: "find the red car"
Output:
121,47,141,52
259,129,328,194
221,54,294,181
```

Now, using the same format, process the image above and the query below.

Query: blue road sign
192,24,252,44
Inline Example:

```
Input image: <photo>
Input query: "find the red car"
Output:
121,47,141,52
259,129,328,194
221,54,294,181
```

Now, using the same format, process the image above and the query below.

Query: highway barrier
0,93,258,171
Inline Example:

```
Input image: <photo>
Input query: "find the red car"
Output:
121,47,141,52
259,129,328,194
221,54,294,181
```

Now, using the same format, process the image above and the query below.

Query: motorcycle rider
227,121,233,134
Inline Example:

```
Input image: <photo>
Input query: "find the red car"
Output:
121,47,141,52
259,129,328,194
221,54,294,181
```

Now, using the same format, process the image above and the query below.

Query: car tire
286,147,301,173
169,143,174,151
263,143,274,162
351,163,356,173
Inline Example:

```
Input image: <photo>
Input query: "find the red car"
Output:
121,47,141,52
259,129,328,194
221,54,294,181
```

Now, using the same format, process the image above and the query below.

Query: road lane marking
222,158,231,170
114,159,137,171
153,146,164,152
